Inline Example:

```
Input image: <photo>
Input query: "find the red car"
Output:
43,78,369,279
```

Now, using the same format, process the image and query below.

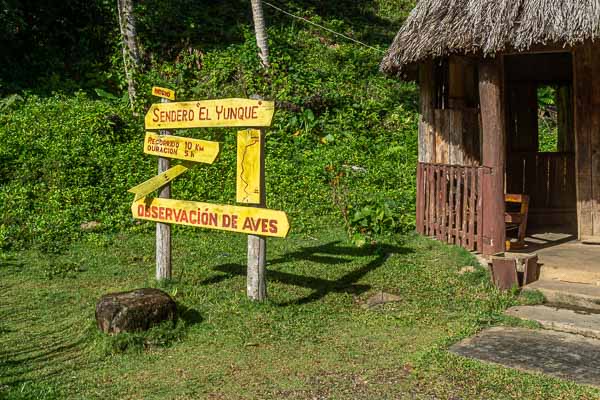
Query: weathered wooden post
479,58,506,256
156,95,172,280
246,128,267,301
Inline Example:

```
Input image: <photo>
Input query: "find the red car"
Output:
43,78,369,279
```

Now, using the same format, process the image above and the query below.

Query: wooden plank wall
419,61,436,164
506,152,576,210
557,85,575,152
416,57,484,249
416,57,486,252
506,152,577,228
433,109,480,166
418,57,482,168
574,42,600,240
506,83,538,152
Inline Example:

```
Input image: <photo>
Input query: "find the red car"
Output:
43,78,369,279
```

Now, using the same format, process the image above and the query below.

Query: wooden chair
505,194,530,250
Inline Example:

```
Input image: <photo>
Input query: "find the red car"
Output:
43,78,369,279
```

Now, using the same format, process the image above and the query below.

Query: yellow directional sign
145,98,275,130
152,86,175,101
144,132,219,164
132,197,290,238
236,129,262,204
128,163,193,201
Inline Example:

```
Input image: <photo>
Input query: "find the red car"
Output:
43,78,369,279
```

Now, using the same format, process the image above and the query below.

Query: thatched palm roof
381,0,600,75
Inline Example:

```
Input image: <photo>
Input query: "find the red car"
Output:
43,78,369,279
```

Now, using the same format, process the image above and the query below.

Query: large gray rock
95,288,177,334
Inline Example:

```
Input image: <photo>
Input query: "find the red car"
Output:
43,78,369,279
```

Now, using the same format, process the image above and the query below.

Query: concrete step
450,327,600,387
506,305,600,339
523,280,600,311
534,241,600,285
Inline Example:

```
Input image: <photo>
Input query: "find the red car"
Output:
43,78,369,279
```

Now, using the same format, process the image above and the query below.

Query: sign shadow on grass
176,302,203,325
201,241,412,305
0,320,90,389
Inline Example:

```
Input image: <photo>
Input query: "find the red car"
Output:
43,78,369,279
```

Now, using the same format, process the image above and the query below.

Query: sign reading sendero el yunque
144,98,275,129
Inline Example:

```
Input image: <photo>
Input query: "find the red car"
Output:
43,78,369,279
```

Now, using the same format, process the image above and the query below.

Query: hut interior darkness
382,1,600,257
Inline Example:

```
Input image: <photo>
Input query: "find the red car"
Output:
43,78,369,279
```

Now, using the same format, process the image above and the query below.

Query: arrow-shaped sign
128,162,194,201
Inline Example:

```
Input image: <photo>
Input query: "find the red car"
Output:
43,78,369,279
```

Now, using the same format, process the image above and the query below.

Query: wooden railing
417,163,488,252
506,152,576,210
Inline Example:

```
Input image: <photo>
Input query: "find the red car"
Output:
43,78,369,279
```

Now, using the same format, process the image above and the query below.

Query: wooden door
574,43,600,241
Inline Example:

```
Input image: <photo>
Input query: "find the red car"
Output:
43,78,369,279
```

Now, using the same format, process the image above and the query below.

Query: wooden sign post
131,93,285,301
154,88,175,281
237,128,266,300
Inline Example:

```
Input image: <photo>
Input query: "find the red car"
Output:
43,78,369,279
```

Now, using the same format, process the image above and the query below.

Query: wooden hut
382,0,600,257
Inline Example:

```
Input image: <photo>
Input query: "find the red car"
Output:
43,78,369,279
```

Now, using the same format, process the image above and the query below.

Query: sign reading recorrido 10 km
131,93,289,238
145,98,275,129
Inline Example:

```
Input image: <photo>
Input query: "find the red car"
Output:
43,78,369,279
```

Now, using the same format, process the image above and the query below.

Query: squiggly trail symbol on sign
236,129,262,204
240,134,260,203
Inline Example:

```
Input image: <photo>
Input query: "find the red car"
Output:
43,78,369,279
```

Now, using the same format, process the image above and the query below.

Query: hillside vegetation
0,0,418,251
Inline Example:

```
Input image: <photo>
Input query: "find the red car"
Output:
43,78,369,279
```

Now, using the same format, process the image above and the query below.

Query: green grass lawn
1,228,598,399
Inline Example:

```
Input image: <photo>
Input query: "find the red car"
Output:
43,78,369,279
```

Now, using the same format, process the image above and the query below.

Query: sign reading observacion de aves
145,98,275,129
132,198,289,238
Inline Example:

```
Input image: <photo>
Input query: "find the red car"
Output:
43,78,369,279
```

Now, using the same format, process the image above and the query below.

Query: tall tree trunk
250,0,269,69
117,0,141,109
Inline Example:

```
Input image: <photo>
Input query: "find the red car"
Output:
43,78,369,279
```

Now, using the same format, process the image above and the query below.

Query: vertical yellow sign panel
237,129,262,204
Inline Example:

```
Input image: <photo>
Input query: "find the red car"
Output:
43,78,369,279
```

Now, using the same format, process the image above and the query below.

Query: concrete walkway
450,327,600,387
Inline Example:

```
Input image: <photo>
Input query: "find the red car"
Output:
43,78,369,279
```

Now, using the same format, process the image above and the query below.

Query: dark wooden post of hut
479,58,506,255
416,61,436,235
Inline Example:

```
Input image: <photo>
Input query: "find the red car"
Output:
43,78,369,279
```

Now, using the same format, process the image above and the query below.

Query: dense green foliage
0,1,418,251
0,94,141,251
538,86,559,152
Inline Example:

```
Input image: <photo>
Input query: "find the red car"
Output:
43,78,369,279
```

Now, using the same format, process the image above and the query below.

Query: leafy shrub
0,93,146,251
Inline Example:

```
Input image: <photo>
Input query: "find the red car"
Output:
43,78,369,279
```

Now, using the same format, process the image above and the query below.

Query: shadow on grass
177,303,203,325
0,323,90,388
0,275,93,389
202,241,411,305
